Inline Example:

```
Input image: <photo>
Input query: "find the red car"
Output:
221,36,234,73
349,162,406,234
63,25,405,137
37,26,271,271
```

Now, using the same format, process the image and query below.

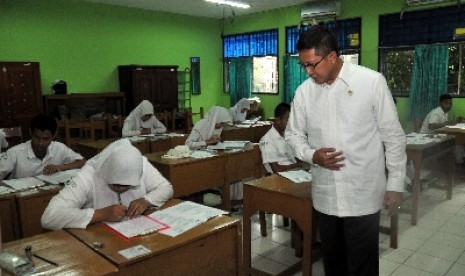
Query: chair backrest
155,111,171,131
1,126,23,148
107,113,124,138
185,107,204,133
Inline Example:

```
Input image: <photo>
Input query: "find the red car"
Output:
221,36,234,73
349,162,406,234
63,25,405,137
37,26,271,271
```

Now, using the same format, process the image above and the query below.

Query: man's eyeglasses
298,53,329,71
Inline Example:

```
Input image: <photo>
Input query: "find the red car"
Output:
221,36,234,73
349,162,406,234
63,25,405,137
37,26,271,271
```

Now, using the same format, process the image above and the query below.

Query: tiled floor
225,165,465,275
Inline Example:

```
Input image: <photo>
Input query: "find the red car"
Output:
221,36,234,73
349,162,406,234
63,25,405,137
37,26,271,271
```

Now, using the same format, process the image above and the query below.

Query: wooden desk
243,174,313,276
76,138,150,159
0,193,19,242
222,123,272,143
148,134,187,153
145,152,227,208
1,230,118,275
404,135,455,225
67,199,241,275
15,187,62,238
437,126,465,145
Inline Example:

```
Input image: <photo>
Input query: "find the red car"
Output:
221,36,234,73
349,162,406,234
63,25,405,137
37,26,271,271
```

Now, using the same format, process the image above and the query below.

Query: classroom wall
0,0,228,113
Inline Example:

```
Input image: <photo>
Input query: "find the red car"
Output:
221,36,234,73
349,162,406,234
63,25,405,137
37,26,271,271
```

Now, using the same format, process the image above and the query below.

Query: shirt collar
26,140,53,160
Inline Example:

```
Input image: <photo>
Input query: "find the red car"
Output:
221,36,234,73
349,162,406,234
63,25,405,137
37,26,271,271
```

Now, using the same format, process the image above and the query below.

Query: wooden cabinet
0,62,43,139
118,65,178,114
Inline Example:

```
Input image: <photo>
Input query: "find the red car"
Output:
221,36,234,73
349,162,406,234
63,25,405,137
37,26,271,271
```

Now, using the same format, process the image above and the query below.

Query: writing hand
127,198,151,219
43,164,61,175
312,148,345,171
383,191,402,216
206,135,220,145
95,204,127,222
140,128,151,135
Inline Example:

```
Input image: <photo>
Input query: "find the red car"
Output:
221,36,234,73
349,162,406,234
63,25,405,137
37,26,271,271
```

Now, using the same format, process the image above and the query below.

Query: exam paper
105,216,169,239
36,169,80,185
278,170,312,183
3,177,45,191
150,201,228,237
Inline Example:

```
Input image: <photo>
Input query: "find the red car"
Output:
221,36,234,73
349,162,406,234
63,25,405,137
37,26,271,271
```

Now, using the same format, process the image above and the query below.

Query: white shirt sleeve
122,117,141,137
285,88,317,165
0,150,16,180
151,117,167,134
141,159,173,206
41,172,95,230
185,129,207,150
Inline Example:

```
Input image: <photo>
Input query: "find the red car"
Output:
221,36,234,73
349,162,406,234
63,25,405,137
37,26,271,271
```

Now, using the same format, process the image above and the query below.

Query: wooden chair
155,110,171,131
82,118,107,140
57,119,91,150
1,126,23,148
185,107,204,133
107,113,124,138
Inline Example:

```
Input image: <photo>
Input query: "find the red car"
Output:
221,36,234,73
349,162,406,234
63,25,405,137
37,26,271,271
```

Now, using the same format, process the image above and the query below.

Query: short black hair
439,94,452,103
296,26,339,56
30,114,57,134
274,103,291,119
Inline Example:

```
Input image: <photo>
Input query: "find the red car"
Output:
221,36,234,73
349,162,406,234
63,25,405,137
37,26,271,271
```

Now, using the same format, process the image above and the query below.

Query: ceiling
84,0,312,19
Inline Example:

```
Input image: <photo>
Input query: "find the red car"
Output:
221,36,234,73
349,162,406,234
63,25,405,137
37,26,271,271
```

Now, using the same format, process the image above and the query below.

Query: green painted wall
0,0,227,113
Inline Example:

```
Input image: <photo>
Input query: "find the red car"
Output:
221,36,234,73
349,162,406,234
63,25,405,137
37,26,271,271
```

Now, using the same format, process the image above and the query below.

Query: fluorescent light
205,0,250,9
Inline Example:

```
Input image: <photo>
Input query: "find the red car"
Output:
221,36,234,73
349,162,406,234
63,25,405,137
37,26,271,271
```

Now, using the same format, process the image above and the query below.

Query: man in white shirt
420,94,464,163
285,27,406,276
42,139,173,230
0,114,86,180
259,103,307,174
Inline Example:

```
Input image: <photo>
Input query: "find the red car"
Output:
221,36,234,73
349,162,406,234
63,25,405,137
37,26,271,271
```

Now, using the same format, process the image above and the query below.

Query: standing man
0,114,86,180
285,27,406,275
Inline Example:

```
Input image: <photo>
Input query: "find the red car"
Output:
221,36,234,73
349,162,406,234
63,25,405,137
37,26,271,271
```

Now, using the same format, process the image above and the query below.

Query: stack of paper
36,169,80,185
3,177,45,191
105,216,169,239
207,141,250,150
150,201,228,237
278,170,312,183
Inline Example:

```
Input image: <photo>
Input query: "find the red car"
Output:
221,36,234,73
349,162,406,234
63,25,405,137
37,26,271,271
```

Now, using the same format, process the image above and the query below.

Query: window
380,44,465,96
223,29,278,94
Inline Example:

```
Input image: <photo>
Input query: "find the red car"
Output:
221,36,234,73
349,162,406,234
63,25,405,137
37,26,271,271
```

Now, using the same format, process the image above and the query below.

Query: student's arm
185,129,207,150
122,117,140,137
0,150,16,180
269,161,308,173
42,144,86,175
152,116,167,134
43,159,86,175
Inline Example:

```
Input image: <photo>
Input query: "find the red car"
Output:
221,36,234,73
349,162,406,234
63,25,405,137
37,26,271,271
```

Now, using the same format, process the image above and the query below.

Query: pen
117,192,122,205
33,253,59,266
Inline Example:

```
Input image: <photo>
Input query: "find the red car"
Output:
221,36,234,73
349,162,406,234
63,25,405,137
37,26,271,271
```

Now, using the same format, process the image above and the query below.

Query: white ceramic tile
440,221,465,237
417,217,450,231
380,258,401,275
380,246,415,264
391,264,436,276
251,236,286,257
252,257,288,275
448,214,465,227
456,251,465,265
428,232,465,250
417,241,463,262
397,234,426,251
264,227,292,246
445,263,465,276
404,252,454,275
400,225,436,240
266,246,301,266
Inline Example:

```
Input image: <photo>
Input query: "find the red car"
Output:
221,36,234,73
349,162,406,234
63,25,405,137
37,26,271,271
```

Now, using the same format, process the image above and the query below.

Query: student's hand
95,205,127,222
312,148,345,171
43,164,62,175
206,135,220,145
383,191,403,216
127,198,151,219
140,128,151,135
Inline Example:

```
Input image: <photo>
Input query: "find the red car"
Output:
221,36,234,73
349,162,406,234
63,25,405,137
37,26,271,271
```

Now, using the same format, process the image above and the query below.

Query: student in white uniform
41,139,173,230
0,114,86,180
259,103,308,174
122,100,167,137
229,98,250,123
185,106,231,150
0,129,7,152
420,94,464,163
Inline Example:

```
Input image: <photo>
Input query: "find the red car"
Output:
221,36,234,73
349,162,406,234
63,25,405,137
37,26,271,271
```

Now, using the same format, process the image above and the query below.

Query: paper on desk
128,136,147,142
278,170,312,183
105,215,169,239
0,186,14,195
235,124,251,128
406,133,442,145
150,201,228,237
36,169,80,185
3,177,45,191
118,245,151,259
189,150,216,159
445,123,465,129
164,132,185,137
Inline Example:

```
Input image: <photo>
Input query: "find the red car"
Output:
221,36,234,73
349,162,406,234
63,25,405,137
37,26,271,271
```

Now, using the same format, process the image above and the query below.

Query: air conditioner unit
301,1,340,20
406,0,445,6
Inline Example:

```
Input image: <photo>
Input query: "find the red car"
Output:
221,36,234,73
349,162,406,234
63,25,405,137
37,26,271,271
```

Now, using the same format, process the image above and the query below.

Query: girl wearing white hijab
185,106,231,150
41,139,173,230
122,100,167,137
230,98,251,123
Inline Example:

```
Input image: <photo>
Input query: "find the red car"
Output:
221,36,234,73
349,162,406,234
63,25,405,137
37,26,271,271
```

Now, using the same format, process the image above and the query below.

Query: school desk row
75,123,273,160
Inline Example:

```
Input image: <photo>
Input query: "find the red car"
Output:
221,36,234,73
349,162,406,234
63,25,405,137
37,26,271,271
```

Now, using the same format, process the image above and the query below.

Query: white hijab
127,100,155,129
193,106,231,140
230,98,250,122
87,139,143,186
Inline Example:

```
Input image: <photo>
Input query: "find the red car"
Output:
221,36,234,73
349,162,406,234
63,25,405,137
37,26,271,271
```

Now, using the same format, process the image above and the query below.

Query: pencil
33,253,59,266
